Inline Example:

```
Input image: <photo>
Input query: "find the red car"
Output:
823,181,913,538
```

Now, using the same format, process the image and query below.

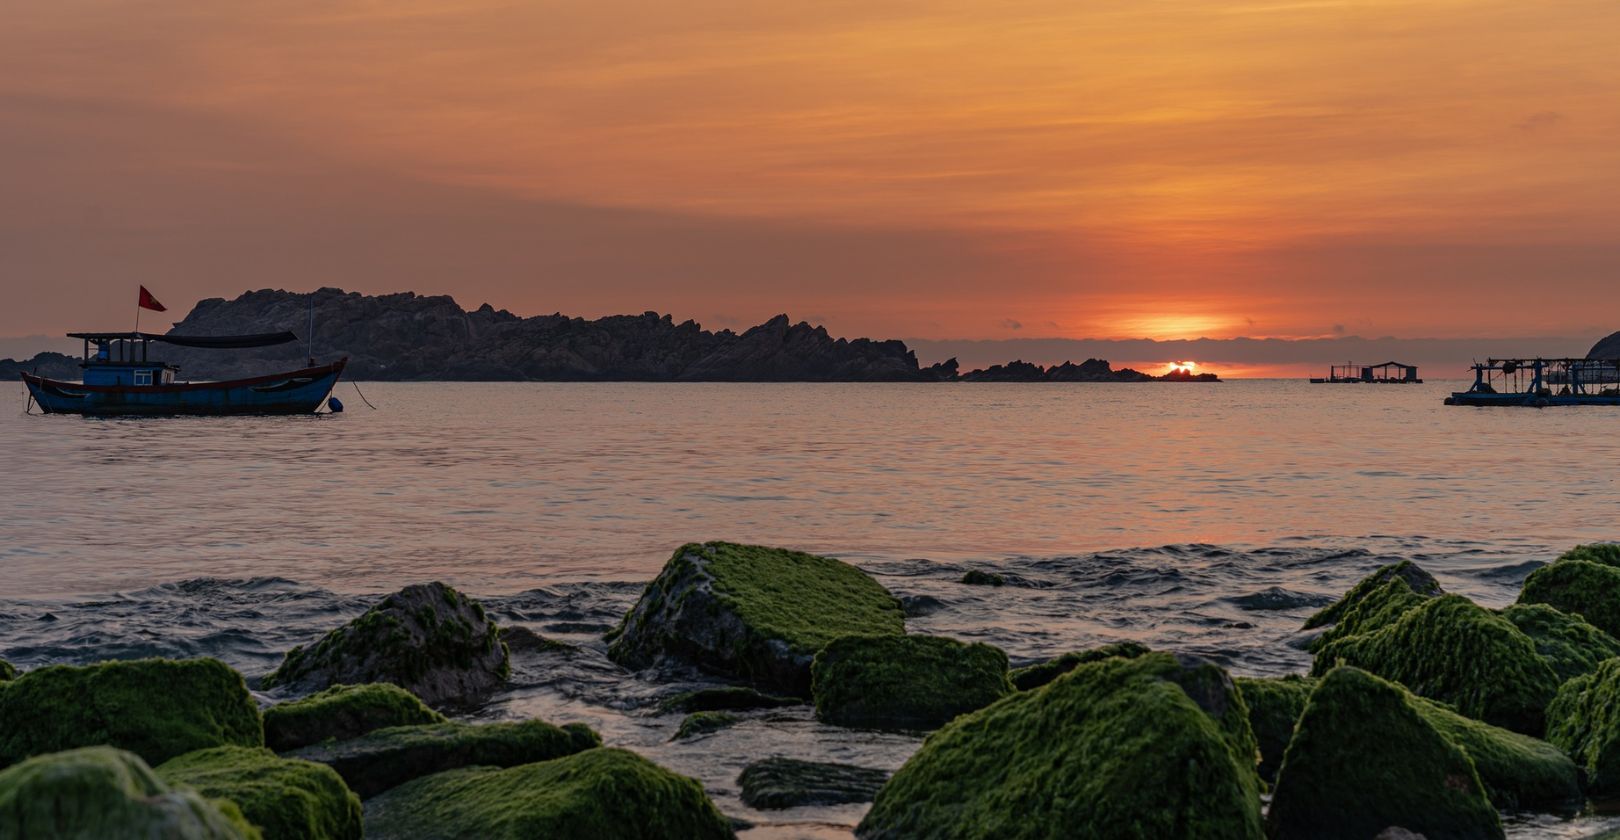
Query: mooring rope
350,380,378,410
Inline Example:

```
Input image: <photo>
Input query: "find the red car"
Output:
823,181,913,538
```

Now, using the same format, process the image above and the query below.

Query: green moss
1556,543,1620,568
362,747,734,840
738,757,888,809
0,746,261,839
1304,560,1443,631
1009,641,1151,691
0,660,15,682
1310,594,1559,734
812,634,1012,730
157,746,361,840
691,542,903,653
1545,657,1620,804
1267,667,1502,840
959,570,1006,586
1518,560,1620,640
263,684,446,753
1234,675,1315,785
1500,603,1620,682
658,686,800,714
858,652,1262,840
672,711,740,741
1409,696,1580,812
0,658,263,768
288,719,600,798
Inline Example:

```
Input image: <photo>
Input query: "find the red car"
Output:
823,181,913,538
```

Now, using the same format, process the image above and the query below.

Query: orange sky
3,0,1618,343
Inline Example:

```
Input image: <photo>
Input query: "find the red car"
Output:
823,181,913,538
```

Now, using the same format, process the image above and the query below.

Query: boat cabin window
134,370,153,386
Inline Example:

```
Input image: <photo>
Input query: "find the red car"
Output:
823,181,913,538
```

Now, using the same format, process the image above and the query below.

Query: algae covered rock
959,569,1005,586
1518,559,1620,640
1310,594,1558,734
0,660,15,682
1501,603,1620,682
289,719,599,798
0,657,262,768
858,652,1262,840
263,683,446,752
0,746,260,840
812,634,1012,730
672,711,740,741
658,685,801,714
363,747,734,840
157,746,361,840
1234,675,1315,784
608,542,904,695
1267,667,1502,840
1009,641,1151,691
263,582,509,708
1304,561,1442,649
1557,543,1620,567
1410,696,1580,812
1545,657,1620,805
738,756,888,809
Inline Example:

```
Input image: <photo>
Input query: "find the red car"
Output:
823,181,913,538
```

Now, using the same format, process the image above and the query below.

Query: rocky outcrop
263,684,446,753
811,634,1013,730
738,757,889,809
0,746,260,839
156,746,362,840
361,748,735,840
0,658,263,768
0,351,79,382
262,582,509,709
1546,657,1620,805
961,357,1218,382
1500,603,1620,682
1518,544,1620,639
607,542,905,696
1590,331,1620,359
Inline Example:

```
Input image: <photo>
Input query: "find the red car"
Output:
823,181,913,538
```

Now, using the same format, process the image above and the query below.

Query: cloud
1001,319,1023,330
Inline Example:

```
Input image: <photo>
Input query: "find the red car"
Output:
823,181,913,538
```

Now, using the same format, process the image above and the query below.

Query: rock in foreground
738,757,889,809
263,582,509,708
608,542,904,695
363,747,734,840
1546,657,1620,806
1234,675,1315,785
289,719,599,798
0,746,259,839
811,634,1012,730
1500,603,1620,682
1267,667,1502,840
1304,560,1443,649
157,746,361,840
858,652,1262,840
1411,695,1579,813
0,658,262,768
263,683,447,753
1518,556,1620,640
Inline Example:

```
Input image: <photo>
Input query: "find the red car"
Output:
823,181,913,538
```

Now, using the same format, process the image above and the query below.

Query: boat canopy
66,331,299,349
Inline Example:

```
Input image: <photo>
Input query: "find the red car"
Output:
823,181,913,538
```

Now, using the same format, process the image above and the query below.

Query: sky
3,0,1618,372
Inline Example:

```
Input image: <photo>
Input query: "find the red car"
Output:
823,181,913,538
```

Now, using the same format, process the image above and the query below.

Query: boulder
288,719,598,798
157,746,361,840
738,757,889,809
0,658,262,768
959,570,1005,586
1545,657,1620,806
1234,675,1315,784
1267,667,1502,840
0,746,259,839
1304,561,1443,650
1009,641,1152,691
1310,594,1559,735
857,652,1262,840
1559,543,1620,567
0,660,14,682
1500,603,1620,682
657,686,801,714
672,712,740,741
263,683,446,753
608,542,905,695
1410,696,1580,812
811,634,1012,730
362,747,734,840
1518,558,1620,639
263,582,509,708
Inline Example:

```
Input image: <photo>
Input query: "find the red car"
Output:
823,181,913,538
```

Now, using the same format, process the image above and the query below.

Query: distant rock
961,357,1218,382
0,351,79,382
1589,330,1620,358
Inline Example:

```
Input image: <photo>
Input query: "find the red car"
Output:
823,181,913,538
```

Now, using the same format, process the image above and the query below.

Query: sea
3,380,1617,837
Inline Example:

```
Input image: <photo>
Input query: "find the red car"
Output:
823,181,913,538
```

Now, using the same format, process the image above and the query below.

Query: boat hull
1446,390,1620,407
22,359,347,416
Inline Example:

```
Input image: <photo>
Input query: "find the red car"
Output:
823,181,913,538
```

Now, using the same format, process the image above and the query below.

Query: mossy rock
672,711,740,741
1518,560,1620,640
0,658,263,768
857,652,1262,840
1310,594,1559,735
738,756,888,809
1234,675,1315,785
158,746,361,840
264,683,447,753
959,569,1006,586
1267,667,1502,840
812,634,1012,730
0,746,260,839
1556,543,1620,568
657,685,801,714
1409,696,1580,813
608,542,905,695
1501,603,1620,682
362,747,734,840
1009,641,1152,691
289,719,599,798
1304,561,1442,651
263,582,509,708
1546,657,1620,805
0,660,15,682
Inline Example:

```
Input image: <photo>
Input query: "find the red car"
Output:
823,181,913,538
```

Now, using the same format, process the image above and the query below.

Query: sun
1165,360,1198,374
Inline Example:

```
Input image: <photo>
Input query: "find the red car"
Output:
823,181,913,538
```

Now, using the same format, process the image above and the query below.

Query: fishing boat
21,331,346,416
1445,357,1620,407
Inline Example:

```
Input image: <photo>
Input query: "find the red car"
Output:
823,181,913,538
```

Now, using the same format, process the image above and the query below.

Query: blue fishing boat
1446,357,1620,407
21,331,346,416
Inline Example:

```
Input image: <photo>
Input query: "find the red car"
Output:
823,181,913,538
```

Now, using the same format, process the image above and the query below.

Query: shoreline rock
811,634,1012,730
263,684,447,753
0,746,260,839
156,746,362,840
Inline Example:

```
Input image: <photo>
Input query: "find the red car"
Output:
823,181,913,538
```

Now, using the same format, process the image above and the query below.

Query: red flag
137,285,167,312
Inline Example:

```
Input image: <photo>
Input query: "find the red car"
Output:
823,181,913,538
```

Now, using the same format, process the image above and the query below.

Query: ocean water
3,380,1618,837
